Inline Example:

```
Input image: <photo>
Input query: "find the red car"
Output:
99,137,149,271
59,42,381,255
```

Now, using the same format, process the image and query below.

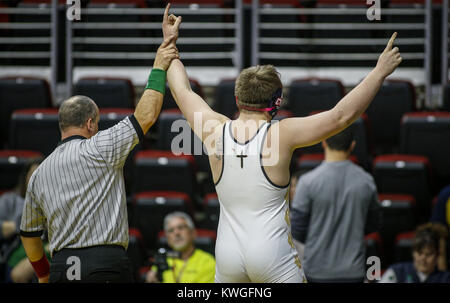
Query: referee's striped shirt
20,115,143,256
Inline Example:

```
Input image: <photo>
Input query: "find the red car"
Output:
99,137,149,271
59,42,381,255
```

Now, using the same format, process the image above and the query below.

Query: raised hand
375,32,402,78
162,3,182,43
153,35,180,71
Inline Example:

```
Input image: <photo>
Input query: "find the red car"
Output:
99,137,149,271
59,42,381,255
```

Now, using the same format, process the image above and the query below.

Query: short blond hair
235,65,282,109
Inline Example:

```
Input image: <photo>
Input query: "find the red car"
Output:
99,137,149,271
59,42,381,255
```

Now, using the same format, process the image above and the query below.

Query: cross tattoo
236,151,248,169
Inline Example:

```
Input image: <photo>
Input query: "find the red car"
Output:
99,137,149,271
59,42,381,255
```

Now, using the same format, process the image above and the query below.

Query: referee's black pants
49,245,134,283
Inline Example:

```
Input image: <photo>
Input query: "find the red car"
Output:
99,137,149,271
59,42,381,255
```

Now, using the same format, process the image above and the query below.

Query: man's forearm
21,236,50,282
21,236,45,262
332,68,385,128
135,89,163,135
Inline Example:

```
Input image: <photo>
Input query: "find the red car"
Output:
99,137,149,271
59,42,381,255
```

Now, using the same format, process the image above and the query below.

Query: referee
19,5,181,283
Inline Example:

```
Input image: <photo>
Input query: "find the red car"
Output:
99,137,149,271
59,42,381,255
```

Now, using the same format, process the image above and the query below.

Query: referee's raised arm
19,4,181,284
134,3,181,135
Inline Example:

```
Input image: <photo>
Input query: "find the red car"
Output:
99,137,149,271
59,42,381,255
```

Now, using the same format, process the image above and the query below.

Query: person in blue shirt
430,185,450,230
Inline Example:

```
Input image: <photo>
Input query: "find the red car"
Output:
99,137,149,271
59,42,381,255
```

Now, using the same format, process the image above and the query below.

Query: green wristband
145,68,166,95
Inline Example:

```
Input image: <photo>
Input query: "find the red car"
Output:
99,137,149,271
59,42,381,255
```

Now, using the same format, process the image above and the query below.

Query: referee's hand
154,35,180,71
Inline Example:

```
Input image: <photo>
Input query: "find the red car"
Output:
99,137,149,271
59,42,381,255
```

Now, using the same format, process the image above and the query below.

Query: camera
154,248,181,282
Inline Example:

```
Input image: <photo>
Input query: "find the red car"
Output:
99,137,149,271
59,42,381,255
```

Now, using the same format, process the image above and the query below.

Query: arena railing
250,0,434,109
66,1,244,98
0,2,58,101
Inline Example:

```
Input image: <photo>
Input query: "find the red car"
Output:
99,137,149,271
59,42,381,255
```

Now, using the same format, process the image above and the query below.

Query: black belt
53,244,125,258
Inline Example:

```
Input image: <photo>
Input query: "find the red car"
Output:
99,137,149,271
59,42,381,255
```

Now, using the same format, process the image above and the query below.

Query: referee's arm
20,176,49,283
21,236,48,283
134,36,179,135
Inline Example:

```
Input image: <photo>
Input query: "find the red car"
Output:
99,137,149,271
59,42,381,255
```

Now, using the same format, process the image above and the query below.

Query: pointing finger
384,32,397,52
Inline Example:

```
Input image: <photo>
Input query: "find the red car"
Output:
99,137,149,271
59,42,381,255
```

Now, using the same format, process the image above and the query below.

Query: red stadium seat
373,154,432,222
98,108,134,130
133,150,197,198
444,82,450,111
365,79,416,154
400,112,450,181
394,231,415,263
74,77,135,109
127,228,148,281
156,109,210,173
133,191,194,251
288,78,345,118
213,78,236,119
9,108,60,156
164,78,204,111
378,194,417,259
0,150,43,190
365,232,383,260
203,193,220,230
0,77,53,148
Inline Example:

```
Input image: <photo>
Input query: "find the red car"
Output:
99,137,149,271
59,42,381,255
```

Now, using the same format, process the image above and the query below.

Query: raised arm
280,32,402,151
167,59,228,138
134,4,180,135
163,5,228,140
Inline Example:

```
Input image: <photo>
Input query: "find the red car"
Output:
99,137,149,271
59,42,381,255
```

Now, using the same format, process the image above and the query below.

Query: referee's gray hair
58,95,98,131
164,212,195,232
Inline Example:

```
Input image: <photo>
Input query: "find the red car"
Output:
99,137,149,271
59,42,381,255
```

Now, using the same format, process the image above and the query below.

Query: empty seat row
0,77,204,147
1,109,449,197
0,76,440,155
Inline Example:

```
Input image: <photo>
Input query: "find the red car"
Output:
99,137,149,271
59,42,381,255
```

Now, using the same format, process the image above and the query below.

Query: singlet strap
213,122,227,186
259,121,290,189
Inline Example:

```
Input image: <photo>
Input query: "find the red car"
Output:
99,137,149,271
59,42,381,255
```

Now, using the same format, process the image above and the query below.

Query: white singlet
214,120,306,283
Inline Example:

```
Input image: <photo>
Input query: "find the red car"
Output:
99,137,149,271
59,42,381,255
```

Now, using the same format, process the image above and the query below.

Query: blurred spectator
145,212,215,283
291,125,381,283
0,160,43,283
379,223,450,283
6,239,50,283
430,185,450,230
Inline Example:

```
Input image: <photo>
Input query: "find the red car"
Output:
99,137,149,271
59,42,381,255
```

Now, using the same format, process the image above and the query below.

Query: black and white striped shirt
20,115,143,256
